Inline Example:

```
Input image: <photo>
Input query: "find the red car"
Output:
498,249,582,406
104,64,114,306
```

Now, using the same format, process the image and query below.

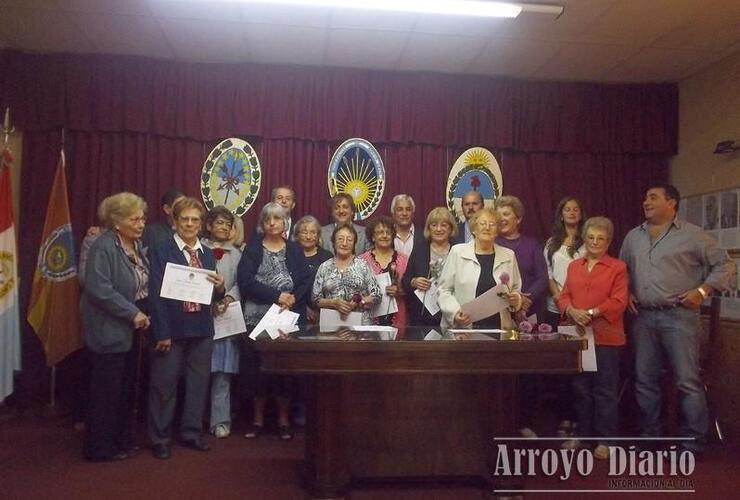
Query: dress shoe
180,438,210,452
152,443,171,460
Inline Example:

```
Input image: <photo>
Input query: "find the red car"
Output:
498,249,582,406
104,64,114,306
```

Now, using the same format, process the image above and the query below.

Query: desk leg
304,375,349,500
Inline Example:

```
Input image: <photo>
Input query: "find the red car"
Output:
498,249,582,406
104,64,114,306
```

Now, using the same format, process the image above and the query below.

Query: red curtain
5,49,673,401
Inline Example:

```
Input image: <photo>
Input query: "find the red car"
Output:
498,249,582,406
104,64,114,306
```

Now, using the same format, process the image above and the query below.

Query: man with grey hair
455,190,484,244
620,182,735,454
391,194,424,256
271,185,296,237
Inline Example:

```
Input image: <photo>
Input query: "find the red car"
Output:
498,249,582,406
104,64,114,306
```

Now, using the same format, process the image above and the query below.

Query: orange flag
27,149,82,366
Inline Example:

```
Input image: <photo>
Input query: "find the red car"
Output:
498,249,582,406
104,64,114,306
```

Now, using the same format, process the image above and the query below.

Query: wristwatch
587,309,595,317
696,286,708,299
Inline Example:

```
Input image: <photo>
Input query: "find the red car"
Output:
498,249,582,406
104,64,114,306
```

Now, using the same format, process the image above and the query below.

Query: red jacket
558,254,628,346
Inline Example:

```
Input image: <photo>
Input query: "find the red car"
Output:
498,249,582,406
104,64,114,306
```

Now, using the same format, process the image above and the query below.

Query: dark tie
183,246,202,313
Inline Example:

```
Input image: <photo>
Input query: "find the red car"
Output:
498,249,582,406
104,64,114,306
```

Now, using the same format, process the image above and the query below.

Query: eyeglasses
179,216,201,224
477,221,497,228
373,229,392,236
126,216,147,224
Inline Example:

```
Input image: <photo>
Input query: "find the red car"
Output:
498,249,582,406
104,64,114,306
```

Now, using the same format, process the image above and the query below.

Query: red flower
212,247,225,261
352,293,362,304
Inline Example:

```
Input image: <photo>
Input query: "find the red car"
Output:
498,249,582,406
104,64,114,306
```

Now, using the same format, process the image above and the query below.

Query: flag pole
1,108,14,145
47,128,66,414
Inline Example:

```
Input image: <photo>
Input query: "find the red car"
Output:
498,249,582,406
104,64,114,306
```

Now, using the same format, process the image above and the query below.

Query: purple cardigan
495,234,549,318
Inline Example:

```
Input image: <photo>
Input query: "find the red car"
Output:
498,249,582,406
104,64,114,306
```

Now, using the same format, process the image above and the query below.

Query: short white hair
256,202,289,235
390,194,415,213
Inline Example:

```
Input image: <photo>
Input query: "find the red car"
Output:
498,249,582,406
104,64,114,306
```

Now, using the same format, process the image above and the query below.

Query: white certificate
213,301,247,340
460,283,510,323
558,325,597,372
372,272,398,318
160,262,214,305
249,304,300,340
319,308,363,331
414,281,441,316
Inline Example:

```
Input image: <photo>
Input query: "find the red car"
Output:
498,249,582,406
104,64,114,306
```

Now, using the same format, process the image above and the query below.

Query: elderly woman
358,216,408,327
544,197,586,437
438,207,522,330
402,207,458,326
494,195,550,438
320,193,369,255
148,197,225,460
312,223,382,326
201,206,241,439
237,202,310,440
81,192,149,462
494,195,549,321
294,215,333,323
558,216,627,460
359,216,409,328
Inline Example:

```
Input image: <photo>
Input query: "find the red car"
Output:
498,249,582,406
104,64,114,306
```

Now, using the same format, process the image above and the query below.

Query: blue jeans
632,307,707,451
572,345,621,443
210,372,232,431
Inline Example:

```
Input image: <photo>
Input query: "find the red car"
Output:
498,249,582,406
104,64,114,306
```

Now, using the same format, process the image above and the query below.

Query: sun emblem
464,148,491,168
328,138,385,221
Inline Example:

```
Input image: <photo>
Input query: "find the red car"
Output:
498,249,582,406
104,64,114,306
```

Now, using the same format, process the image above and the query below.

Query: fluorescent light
211,0,526,18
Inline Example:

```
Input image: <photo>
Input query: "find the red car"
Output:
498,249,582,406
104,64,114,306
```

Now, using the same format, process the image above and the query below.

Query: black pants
83,348,136,460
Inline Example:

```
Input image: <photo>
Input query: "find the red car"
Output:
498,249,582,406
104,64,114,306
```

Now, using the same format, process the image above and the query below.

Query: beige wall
671,51,740,195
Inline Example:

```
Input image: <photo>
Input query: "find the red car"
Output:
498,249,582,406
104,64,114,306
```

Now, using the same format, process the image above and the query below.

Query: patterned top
312,257,382,325
115,233,149,301
243,247,294,326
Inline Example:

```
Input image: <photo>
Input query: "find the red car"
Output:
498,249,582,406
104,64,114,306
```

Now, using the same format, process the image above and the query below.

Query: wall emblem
37,223,77,281
201,138,261,216
446,147,503,221
328,138,385,221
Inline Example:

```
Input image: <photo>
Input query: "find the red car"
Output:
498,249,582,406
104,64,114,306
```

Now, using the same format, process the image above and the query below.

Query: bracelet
696,286,708,299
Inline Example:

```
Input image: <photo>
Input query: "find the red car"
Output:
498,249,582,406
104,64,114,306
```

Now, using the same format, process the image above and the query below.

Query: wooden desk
256,327,585,499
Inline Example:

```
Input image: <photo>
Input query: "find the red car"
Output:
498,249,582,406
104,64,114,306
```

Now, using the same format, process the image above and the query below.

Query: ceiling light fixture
199,1,564,19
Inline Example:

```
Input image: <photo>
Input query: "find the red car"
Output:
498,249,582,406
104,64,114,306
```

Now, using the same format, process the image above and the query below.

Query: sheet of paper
414,281,441,316
348,325,398,340
160,262,214,305
372,272,398,318
424,329,442,340
459,284,510,323
213,301,247,340
558,325,597,372
249,303,299,340
264,324,299,339
319,308,363,331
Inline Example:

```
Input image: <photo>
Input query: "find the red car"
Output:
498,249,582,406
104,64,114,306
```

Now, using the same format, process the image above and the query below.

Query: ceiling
1,0,739,83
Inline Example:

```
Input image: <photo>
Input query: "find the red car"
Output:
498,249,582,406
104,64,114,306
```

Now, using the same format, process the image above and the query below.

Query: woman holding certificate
147,197,225,460
358,216,408,328
312,222,382,326
201,206,242,439
237,202,310,440
402,207,457,326
437,207,523,331
558,216,627,460
81,192,149,462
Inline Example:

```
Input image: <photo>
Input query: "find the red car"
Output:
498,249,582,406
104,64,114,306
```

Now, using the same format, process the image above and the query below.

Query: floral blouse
312,257,382,325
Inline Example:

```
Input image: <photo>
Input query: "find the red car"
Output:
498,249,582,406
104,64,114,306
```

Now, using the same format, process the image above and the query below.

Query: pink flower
537,323,553,334
518,321,534,333
499,272,510,286
352,293,362,304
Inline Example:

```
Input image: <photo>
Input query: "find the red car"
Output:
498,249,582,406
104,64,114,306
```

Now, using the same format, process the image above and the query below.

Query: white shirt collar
174,233,203,252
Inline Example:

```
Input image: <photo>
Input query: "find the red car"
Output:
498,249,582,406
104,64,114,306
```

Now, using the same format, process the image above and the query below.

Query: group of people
79,182,734,464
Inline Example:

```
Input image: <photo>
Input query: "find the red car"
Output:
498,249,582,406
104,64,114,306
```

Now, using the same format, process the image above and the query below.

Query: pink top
358,250,408,329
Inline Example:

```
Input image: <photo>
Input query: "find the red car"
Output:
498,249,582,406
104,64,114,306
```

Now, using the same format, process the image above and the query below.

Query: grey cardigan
80,230,147,353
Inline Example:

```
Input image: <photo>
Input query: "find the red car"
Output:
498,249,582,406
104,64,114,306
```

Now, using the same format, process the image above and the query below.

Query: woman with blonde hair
81,192,150,462
402,207,458,326
438,207,523,331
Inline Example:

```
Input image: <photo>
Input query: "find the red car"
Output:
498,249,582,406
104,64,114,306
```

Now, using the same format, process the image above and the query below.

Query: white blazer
437,241,522,330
